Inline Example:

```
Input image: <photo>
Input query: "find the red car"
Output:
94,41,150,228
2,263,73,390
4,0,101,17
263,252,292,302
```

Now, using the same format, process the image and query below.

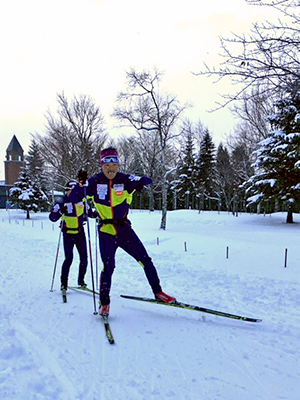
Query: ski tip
243,317,262,323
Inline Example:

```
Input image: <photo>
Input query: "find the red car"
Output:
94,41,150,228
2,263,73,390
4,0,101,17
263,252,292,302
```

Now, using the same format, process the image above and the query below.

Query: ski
69,286,99,296
62,289,67,303
120,295,262,323
69,287,114,342
101,314,115,344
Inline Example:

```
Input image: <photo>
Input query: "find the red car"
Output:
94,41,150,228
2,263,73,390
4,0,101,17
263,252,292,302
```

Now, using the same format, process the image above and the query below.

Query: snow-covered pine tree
27,140,44,180
26,139,49,196
196,130,218,209
171,131,197,209
244,86,300,222
9,165,48,219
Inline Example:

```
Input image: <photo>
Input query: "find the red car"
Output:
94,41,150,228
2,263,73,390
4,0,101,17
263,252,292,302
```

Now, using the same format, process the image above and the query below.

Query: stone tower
5,135,24,185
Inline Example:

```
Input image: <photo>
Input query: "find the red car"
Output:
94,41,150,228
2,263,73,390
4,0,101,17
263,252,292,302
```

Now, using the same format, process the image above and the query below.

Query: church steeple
5,135,24,185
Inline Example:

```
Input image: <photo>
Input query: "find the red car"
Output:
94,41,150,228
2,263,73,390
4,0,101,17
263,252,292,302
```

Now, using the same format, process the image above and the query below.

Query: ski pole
50,227,62,292
84,186,98,315
95,221,99,290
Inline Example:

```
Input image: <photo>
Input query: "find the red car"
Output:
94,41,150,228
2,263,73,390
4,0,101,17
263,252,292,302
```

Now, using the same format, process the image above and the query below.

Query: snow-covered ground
1,208,300,400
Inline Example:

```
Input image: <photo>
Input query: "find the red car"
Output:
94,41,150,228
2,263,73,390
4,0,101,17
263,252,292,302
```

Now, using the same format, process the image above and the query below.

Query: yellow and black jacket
49,195,86,235
69,172,152,236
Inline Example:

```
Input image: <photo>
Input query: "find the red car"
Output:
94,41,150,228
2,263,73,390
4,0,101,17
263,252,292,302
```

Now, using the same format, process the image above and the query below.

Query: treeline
10,68,300,224
10,84,255,219
10,1,300,225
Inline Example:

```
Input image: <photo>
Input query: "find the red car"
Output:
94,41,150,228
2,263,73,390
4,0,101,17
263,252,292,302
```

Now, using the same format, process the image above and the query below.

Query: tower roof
6,135,23,153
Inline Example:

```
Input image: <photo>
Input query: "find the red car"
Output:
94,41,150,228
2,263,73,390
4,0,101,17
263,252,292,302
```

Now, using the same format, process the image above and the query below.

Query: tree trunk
160,180,168,230
286,205,293,223
160,146,168,230
26,209,30,219
149,188,155,212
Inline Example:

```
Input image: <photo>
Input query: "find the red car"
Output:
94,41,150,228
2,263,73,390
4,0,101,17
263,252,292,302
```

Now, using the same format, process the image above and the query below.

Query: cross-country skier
69,147,176,316
49,180,91,291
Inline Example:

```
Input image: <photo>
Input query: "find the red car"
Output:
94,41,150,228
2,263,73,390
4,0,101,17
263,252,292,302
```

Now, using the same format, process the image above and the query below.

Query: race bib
97,184,108,200
65,202,73,213
113,184,124,196
77,201,84,209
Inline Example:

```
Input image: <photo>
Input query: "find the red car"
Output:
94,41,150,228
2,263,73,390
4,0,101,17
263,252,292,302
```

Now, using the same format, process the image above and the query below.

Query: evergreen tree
244,85,300,222
196,130,218,209
26,139,43,178
171,131,197,209
230,143,254,213
231,143,254,185
216,143,235,211
9,165,48,219
26,139,49,193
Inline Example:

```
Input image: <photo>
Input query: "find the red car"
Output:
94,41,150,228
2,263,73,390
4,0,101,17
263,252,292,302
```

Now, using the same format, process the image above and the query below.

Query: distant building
5,135,24,185
0,135,25,208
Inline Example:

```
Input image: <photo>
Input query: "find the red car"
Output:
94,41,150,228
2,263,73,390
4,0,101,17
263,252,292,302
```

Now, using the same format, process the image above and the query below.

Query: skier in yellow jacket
70,147,176,316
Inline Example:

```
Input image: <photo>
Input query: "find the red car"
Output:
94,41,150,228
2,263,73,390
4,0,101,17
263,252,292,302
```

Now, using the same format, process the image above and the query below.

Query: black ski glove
61,206,67,214
77,169,88,185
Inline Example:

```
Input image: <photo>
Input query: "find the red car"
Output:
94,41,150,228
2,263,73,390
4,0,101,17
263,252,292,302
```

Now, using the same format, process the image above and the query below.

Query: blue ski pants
98,224,162,305
61,229,88,287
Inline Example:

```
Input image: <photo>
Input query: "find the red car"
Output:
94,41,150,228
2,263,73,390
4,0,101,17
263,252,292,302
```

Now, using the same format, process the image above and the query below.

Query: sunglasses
101,156,119,164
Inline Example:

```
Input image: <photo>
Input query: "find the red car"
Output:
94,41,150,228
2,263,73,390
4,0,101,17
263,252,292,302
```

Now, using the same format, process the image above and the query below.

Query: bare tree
112,67,190,229
232,85,273,140
116,132,167,211
226,84,275,162
35,91,107,189
195,0,300,108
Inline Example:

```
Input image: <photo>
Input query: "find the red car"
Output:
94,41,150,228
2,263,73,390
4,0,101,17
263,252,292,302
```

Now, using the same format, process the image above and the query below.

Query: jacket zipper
109,180,117,235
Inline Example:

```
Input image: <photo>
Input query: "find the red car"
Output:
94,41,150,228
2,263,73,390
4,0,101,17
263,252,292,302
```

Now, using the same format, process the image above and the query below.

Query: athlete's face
101,162,119,180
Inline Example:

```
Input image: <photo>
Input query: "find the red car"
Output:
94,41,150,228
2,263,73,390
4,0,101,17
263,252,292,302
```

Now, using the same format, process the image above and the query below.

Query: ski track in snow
1,209,300,399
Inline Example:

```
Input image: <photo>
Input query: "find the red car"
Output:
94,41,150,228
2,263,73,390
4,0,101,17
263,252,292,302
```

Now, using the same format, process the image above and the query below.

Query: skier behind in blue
49,180,95,291
69,147,176,316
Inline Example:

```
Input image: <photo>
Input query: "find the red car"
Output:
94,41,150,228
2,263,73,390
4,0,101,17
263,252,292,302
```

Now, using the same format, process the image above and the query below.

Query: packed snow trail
1,209,300,399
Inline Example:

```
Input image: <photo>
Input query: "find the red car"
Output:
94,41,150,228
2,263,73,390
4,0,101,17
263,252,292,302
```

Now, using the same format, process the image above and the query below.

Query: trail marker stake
284,248,288,268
